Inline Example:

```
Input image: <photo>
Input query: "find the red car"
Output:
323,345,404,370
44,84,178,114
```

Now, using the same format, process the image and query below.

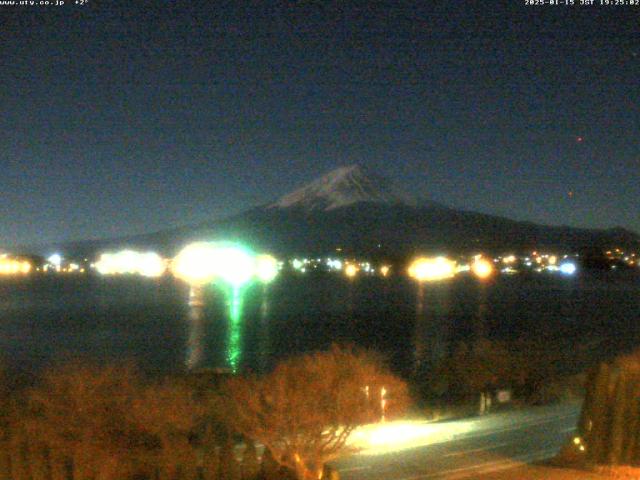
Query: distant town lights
213,247,254,287
408,257,456,282
95,250,166,277
502,255,516,264
559,262,577,275
0,256,32,275
255,254,279,284
345,264,358,278
471,257,494,280
47,253,62,267
172,242,220,285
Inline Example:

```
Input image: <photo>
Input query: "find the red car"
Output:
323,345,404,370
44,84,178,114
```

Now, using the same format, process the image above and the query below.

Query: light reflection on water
226,286,243,373
0,272,638,376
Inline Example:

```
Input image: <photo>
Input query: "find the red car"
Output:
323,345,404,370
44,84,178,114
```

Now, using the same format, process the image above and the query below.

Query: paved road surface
334,403,580,480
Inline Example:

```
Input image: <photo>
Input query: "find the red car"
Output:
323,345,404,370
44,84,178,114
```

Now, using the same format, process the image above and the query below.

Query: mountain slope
32,166,640,258
270,165,417,211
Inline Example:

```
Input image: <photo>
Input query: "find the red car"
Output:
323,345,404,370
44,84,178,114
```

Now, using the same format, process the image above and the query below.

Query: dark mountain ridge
25,166,640,258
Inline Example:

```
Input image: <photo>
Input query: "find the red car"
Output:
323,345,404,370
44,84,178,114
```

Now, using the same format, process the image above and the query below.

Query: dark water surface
0,271,639,376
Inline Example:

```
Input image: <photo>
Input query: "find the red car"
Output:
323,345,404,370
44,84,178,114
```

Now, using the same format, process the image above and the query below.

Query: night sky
1,1,639,247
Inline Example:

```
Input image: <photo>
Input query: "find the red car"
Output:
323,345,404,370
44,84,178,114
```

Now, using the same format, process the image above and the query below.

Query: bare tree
217,345,409,480
23,361,144,480
130,378,206,480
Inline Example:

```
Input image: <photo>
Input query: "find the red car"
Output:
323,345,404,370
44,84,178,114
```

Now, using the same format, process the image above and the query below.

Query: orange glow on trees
217,345,409,480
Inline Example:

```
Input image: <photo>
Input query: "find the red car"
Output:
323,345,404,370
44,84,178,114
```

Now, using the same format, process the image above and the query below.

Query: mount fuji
39,165,640,258
270,165,418,211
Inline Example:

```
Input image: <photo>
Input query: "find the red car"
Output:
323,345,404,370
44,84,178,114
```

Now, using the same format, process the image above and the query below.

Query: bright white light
137,252,166,277
349,420,473,456
172,243,220,285
408,257,456,282
96,250,166,278
345,264,358,278
327,259,343,270
255,254,279,283
471,257,494,280
210,246,255,287
173,243,256,286
560,262,577,275
0,257,32,275
47,254,62,267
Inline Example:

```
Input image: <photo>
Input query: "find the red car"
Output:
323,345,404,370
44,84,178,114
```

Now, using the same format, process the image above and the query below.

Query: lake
0,270,639,378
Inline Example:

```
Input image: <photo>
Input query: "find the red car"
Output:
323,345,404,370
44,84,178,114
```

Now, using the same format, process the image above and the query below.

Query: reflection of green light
226,286,244,373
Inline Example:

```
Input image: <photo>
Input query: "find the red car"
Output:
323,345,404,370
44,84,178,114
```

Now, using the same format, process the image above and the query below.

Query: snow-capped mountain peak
271,165,415,211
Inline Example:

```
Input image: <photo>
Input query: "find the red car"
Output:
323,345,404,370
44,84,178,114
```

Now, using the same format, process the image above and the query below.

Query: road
334,403,581,480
